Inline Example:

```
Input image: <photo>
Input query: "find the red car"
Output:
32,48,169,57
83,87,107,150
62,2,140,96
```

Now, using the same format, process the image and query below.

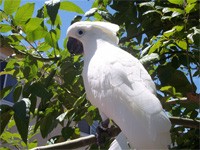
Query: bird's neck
83,38,116,63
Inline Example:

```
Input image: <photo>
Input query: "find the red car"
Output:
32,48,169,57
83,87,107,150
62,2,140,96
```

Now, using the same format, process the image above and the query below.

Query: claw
96,119,110,146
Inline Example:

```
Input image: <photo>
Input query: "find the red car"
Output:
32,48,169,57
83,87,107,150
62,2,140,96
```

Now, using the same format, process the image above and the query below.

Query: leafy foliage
0,0,199,149
0,0,99,148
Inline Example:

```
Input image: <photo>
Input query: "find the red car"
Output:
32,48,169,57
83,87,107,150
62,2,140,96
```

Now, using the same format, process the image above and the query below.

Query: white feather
67,21,171,149
109,132,130,150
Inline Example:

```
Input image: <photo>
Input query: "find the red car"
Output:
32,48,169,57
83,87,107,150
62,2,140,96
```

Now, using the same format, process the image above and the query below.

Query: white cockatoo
66,21,171,149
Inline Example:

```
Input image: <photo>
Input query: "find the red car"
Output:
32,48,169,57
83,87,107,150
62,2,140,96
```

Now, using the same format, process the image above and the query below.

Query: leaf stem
19,33,44,59
185,35,196,93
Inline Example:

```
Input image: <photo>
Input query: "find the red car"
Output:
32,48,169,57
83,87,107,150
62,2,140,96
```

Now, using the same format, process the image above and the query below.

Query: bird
66,21,171,149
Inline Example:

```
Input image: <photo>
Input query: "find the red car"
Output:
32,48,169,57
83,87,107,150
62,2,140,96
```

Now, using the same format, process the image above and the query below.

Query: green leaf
27,82,52,99
45,29,58,48
0,11,8,22
176,40,187,50
139,2,155,7
140,53,159,64
158,63,194,95
140,45,151,57
37,42,52,52
162,8,184,14
40,112,58,138
71,15,82,24
26,26,48,42
149,40,162,54
187,0,197,3
73,93,86,108
92,0,98,8
160,85,176,95
190,110,198,119
126,24,137,38
187,27,200,44
185,3,198,14
13,98,31,144
97,10,112,21
87,105,96,112
84,8,97,17
46,2,60,25
0,105,13,135
29,94,37,113
74,127,80,136
4,0,21,15
0,24,12,33
13,85,22,102
60,1,84,14
0,70,14,76
7,118,15,129
44,69,56,87
28,141,38,149
143,10,161,15
23,56,38,80
174,25,184,32
161,16,172,20
168,0,184,5
15,3,35,25
103,0,112,6
56,111,68,122
164,25,184,37
171,11,182,17
0,86,13,99
25,18,43,33
5,59,17,71
164,28,176,37
61,126,75,140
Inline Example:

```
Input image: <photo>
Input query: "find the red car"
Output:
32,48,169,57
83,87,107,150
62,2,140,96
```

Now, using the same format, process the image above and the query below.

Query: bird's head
66,21,119,55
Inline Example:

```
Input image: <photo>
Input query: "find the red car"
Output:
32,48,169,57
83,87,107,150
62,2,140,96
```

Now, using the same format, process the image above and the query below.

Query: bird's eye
78,29,84,36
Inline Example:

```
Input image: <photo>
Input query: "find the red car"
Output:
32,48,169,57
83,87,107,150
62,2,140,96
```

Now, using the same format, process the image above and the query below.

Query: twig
31,135,96,150
170,117,200,129
2,46,60,62
164,97,196,105
164,92,199,105
31,127,120,150
185,37,196,93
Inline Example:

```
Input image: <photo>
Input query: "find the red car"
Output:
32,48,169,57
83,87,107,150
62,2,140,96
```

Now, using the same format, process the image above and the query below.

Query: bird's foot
96,119,110,147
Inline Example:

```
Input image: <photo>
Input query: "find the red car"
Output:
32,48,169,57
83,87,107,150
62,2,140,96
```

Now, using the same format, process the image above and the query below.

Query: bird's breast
82,58,112,106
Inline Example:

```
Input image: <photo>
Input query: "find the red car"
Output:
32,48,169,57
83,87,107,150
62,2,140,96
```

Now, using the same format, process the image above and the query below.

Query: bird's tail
109,132,132,150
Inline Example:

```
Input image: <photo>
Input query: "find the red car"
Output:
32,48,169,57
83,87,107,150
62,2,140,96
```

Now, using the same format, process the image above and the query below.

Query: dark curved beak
67,37,83,55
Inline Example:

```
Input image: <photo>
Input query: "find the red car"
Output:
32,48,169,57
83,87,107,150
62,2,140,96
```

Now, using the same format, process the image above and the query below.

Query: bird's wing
103,54,171,148
107,50,162,115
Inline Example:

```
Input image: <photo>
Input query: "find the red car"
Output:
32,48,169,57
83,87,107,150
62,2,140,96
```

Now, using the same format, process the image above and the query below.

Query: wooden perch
31,135,97,150
31,117,200,150
31,127,120,150
164,93,200,105
170,117,200,129
31,126,120,150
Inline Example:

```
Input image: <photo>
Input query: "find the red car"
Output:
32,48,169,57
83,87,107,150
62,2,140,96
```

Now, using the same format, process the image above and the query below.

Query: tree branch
31,117,199,150
165,97,188,105
1,46,60,62
31,135,96,150
164,94,200,105
31,127,120,150
170,117,200,129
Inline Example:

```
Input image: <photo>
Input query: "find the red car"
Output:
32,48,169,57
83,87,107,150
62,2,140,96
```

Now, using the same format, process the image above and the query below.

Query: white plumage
66,21,171,149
